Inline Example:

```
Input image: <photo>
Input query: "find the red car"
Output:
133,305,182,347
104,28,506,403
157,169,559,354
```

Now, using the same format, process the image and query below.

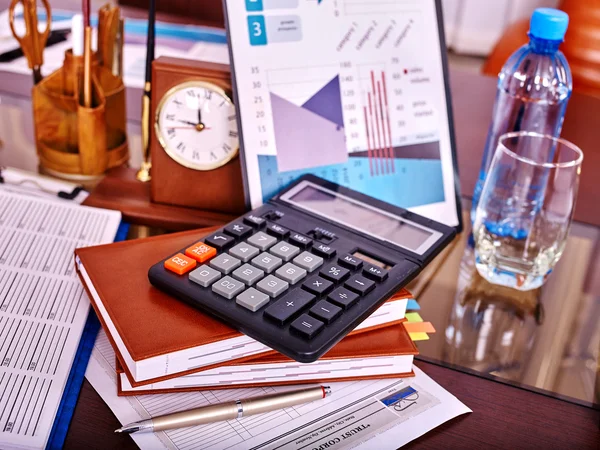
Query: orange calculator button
185,242,217,263
164,253,196,275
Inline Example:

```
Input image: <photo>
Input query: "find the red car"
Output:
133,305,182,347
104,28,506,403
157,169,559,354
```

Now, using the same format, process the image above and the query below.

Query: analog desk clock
150,56,246,214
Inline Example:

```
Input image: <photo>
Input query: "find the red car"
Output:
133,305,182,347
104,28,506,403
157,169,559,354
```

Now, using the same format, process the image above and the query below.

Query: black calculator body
149,175,456,363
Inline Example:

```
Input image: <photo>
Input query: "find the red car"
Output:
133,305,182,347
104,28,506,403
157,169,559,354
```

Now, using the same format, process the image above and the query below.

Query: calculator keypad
209,254,241,274
229,243,260,262
189,265,221,287
256,275,289,298
232,264,264,285
212,276,245,299
251,252,283,273
247,232,277,251
269,242,300,261
164,223,401,342
292,252,323,272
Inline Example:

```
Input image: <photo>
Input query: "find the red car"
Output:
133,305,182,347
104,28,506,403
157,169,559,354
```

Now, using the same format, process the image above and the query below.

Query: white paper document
0,191,121,450
87,330,471,450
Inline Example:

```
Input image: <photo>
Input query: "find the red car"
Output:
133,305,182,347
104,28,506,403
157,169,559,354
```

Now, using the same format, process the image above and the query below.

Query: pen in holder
31,11,128,185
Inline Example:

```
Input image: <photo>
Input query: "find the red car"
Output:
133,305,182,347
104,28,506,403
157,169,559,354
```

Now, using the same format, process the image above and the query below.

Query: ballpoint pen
115,385,331,434
136,0,156,182
8,0,52,84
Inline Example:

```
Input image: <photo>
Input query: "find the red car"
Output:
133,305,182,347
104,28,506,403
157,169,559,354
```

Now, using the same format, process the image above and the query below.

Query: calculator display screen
287,185,436,253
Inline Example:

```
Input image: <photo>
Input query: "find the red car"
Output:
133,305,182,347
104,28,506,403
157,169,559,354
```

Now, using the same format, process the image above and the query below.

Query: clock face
155,81,239,171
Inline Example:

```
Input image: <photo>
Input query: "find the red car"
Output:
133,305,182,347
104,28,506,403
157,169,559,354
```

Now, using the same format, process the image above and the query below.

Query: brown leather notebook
75,228,413,385
116,323,417,396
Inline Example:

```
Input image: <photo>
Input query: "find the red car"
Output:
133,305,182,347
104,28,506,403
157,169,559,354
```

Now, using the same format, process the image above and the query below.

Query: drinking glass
473,131,583,291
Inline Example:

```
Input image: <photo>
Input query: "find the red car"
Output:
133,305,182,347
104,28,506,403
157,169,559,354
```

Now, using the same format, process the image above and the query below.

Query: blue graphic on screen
302,76,344,128
258,155,444,207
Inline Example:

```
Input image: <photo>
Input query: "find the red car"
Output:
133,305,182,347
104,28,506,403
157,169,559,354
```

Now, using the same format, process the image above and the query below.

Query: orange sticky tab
165,253,196,275
404,321,436,334
185,242,217,263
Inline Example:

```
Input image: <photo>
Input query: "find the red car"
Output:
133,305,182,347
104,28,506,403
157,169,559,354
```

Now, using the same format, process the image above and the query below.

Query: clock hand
197,104,202,126
177,119,197,126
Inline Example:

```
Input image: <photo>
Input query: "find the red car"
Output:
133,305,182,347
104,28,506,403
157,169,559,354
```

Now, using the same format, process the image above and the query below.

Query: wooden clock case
150,56,246,214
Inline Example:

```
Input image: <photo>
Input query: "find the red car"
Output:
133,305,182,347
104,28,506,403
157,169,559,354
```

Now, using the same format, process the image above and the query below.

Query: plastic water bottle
471,8,572,223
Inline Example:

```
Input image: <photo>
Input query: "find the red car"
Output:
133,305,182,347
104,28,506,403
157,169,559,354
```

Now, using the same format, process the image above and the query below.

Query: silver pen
115,385,331,434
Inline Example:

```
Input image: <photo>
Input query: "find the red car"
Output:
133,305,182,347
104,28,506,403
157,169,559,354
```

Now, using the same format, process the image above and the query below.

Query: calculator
148,175,456,363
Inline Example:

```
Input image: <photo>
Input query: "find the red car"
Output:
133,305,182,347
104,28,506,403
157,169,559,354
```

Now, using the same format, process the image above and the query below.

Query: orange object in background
165,253,196,275
185,242,217,263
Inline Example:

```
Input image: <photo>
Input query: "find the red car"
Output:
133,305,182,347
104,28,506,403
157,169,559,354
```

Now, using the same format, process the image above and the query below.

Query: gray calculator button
269,242,300,262
189,265,221,287
275,263,306,285
212,276,245,299
256,275,289,298
247,232,277,251
293,251,323,272
236,288,270,312
251,252,282,273
229,243,260,262
209,253,241,274
232,264,264,286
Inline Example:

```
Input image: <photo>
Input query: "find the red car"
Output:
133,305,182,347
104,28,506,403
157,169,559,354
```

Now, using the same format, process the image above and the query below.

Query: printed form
87,330,471,450
0,191,121,450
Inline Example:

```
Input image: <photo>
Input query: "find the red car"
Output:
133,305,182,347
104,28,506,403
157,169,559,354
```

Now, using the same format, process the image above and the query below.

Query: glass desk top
408,202,600,408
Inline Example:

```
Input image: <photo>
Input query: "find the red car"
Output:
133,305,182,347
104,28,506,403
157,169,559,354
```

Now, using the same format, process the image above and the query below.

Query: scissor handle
8,0,52,70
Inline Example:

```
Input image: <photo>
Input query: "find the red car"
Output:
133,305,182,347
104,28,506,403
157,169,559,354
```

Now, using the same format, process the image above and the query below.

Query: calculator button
247,232,277,251
251,252,282,273
189,265,221,287
256,275,289,298
270,242,300,261
293,251,323,272
309,300,342,324
164,253,196,275
205,233,235,250
266,223,289,239
212,276,245,299
244,214,266,228
290,314,325,339
313,243,336,258
302,276,334,296
289,233,312,249
362,264,389,282
209,254,242,274
338,254,363,270
319,264,350,283
224,223,253,239
236,288,270,312
229,243,260,262
344,275,375,295
327,287,360,309
275,263,307,285
232,264,264,286
264,290,316,325
184,242,217,263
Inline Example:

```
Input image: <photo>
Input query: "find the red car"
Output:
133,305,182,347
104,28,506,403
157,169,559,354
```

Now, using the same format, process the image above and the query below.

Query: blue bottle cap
529,8,569,41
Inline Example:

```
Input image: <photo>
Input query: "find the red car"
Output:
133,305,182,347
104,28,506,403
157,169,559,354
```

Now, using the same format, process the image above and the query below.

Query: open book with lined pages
0,190,121,450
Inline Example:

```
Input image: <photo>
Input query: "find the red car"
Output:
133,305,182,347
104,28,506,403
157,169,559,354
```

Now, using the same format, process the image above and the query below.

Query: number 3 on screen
247,15,267,46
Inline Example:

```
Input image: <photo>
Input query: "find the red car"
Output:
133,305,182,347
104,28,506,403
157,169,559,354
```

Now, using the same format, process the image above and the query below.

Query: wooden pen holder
32,49,129,182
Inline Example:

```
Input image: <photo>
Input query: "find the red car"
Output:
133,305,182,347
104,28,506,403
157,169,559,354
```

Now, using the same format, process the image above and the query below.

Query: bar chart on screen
228,0,458,225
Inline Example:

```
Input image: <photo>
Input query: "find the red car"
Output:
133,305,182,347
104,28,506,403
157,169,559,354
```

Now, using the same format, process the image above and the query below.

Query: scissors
8,0,52,84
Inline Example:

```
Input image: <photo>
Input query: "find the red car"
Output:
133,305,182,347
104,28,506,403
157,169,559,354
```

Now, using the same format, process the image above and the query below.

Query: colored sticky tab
405,312,423,323
404,321,436,334
165,253,196,275
406,299,420,310
409,332,430,341
185,242,217,263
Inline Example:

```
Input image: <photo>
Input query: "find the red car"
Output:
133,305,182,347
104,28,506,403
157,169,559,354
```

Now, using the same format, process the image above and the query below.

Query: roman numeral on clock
192,151,201,160
177,142,185,152
229,130,238,138
210,151,217,161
